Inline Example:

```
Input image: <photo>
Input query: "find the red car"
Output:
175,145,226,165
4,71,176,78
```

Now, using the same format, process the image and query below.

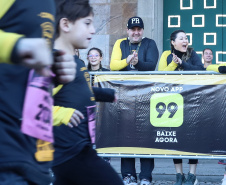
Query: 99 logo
156,102,178,118
150,93,183,127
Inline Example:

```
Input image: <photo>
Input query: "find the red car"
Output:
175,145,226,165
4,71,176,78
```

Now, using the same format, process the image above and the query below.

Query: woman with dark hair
158,30,204,185
158,30,204,71
87,47,109,71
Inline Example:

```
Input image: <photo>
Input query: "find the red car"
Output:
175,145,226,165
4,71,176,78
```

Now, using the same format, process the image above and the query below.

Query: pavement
109,158,226,185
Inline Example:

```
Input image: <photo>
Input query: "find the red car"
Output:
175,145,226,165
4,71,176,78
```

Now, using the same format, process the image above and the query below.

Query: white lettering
150,87,170,92
154,137,178,143
156,131,177,137
157,131,160,136
132,18,140,24
171,87,183,92
151,87,155,92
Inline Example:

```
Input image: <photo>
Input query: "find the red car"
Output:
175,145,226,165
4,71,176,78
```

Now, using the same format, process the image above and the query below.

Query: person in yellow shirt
158,30,204,71
110,16,159,72
158,30,205,185
110,16,158,185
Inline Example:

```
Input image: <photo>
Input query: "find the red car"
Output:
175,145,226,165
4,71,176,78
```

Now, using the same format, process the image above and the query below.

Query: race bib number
21,70,54,142
150,93,184,127
87,105,96,144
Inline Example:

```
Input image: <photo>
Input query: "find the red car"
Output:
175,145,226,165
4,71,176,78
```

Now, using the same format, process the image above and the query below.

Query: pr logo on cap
127,16,144,29
131,18,140,24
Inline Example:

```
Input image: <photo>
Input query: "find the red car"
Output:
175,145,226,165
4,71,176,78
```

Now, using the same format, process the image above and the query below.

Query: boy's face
69,15,95,49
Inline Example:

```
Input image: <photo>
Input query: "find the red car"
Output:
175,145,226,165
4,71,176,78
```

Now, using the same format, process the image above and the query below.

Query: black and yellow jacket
158,50,205,71
110,37,159,71
206,64,226,72
0,1,55,184
53,56,115,166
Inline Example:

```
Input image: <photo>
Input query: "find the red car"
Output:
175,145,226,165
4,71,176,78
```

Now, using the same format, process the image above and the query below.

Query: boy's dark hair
87,47,103,71
55,0,93,38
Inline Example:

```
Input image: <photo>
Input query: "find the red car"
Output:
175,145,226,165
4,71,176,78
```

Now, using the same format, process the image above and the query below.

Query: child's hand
68,110,84,128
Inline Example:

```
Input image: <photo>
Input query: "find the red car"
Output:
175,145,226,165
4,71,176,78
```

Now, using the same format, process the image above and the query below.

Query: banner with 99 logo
95,74,226,156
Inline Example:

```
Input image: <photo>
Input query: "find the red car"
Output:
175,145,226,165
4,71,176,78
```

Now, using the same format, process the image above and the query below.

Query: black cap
127,16,144,29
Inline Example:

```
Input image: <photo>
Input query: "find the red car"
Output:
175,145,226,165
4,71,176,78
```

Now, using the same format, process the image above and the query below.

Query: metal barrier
89,71,220,76
89,71,226,159
89,71,220,87
97,154,226,160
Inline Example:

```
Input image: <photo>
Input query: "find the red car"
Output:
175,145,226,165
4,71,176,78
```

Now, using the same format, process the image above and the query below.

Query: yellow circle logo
150,93,184,127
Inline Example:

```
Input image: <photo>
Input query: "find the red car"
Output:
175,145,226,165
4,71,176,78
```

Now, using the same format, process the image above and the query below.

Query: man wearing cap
110,16,158,185
110,16,159,71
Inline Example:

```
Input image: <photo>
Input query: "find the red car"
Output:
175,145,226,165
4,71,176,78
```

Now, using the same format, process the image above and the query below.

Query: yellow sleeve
53,84,63,96
110,38,128,71
158,50,178,71
53,106,75,126
0,0,15,19
52,85,75,126
206,64,226,72
0,0,24,64
206,64,220,72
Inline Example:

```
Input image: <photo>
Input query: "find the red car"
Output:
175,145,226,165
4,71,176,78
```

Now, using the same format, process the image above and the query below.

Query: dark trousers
0,171,34,185
173,159,198,164
52,145,123,185
121,158,154,181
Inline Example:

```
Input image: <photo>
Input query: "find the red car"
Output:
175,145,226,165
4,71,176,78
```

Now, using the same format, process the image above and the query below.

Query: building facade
80,0,225,68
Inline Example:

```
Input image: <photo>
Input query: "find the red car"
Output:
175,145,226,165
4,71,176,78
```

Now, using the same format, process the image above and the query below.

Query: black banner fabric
95,75,226,155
